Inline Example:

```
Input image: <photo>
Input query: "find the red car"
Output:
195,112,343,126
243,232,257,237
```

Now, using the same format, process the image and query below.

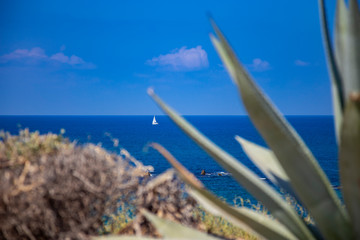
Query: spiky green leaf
335,0,360,99
210,19,351,239
93,236,201,240
146,103,313,240
188,188,298,240
234,136,294,195
150,143,298,240
319,0,345,143
141,210,220,240
93,236,159,240
340,93,360,239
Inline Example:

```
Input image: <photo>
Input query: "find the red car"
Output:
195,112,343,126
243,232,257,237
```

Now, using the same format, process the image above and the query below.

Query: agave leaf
141,209,220,240
318,0,345,143
188,188,298,240
340,93,360,239
234,136,295,195
335,0,360,100
93,236,197,240
334,0,349,85
147,140,312,240
149,143,298,240
210,20,351,239
93,236,160,240
190,189,298,240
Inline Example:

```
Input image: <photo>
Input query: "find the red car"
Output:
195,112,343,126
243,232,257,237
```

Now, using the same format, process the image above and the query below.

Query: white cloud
146,46,209,71
248,58,271,72
0,47,47,62
294,59,310,66
69,55,85,65
0,47,95,69
50,52,69,63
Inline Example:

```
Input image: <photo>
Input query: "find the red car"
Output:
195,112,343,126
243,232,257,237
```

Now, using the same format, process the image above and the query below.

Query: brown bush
0,129,151,240
117,170,201,237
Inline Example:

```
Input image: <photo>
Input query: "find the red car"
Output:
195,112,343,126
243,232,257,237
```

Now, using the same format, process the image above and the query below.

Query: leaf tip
209,16,220,33
140,209,154,222
235,135,246,146
209,33,217,41
149,142,204,189
209,34,220,49
147,87,155,96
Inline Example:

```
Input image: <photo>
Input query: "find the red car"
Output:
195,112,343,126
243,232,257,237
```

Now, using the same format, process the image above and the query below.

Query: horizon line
0,114,334,117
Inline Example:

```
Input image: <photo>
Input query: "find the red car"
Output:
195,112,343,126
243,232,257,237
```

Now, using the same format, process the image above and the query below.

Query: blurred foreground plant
98,0,359,239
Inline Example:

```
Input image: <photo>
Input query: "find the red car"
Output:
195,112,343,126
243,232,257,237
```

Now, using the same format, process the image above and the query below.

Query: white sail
152,116,158,125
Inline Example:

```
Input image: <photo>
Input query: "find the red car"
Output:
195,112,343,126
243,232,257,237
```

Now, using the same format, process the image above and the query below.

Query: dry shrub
117,169,201,237
0,129,151,240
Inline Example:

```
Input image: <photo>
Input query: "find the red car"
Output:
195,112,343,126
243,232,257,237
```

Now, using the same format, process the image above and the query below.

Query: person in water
201,169,206,175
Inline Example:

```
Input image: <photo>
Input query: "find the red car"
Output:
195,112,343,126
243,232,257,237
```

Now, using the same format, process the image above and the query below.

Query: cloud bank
146,46,209,71
0,47,95,69
248,58,271,72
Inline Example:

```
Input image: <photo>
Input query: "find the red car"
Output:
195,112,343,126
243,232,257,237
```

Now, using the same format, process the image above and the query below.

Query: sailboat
152,116,158,125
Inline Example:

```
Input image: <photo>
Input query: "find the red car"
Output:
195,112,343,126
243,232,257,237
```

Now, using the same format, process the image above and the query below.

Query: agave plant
96,0,359,239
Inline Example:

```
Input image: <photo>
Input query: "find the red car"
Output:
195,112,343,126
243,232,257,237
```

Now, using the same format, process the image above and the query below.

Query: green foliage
339,95,360,238
0,128,70,164
142,0,360,239
211,14,350,239
194,207,258,240
99,200,260,240
140,210,221,240
100,203,135,235
96,1,360,239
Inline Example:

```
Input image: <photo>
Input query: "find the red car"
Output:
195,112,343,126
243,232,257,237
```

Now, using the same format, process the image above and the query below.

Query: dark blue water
0,115,338,205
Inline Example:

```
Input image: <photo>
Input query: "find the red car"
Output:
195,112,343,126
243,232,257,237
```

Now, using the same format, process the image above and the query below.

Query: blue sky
0,0,341,115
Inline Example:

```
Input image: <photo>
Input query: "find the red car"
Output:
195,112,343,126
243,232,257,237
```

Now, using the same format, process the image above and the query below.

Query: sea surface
0,115,339,205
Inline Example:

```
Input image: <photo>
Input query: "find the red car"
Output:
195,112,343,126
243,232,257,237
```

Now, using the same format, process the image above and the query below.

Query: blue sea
0,115,339,205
